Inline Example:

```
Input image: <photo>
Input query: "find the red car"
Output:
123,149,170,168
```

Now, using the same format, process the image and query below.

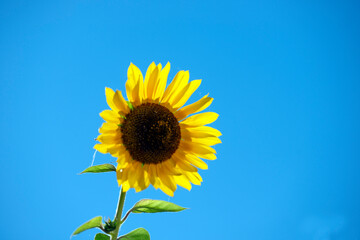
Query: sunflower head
95,62,221,196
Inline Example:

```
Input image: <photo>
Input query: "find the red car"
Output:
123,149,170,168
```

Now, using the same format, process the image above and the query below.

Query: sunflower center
121,103,181,164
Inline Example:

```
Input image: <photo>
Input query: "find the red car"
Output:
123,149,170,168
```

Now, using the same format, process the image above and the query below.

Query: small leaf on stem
95,233,110,240
72,216,103,236
80,164,116,174
118,228,150,240
131,199,187,213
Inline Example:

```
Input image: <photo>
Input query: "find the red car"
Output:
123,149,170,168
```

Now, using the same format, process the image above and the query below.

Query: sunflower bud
103,219,117,233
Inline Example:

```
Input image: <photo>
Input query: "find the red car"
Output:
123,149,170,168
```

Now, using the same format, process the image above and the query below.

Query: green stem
110,187,127,240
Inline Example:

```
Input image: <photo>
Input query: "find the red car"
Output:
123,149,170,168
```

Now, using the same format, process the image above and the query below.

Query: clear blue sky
1,0,360,239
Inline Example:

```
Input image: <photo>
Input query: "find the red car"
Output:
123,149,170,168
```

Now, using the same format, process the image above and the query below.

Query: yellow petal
180,141,216,155
175,96,213,120
181,126,222,138
113,90,129,114
173,175,192,191
184,171,202,185
158,169,176,193
94,143,108,154
126,63,143,104
105,87,118,111
107,144,126,157
133,64,144,104
116,156,129,168
135,164,147,192
97,133,121,144
99,122,119,133
143,170,150,189
159,183,174,196
148,164,158,186
152,165,162,189
116,168,129,188
162,161,182,175
128,163,139,188
196,153,217,160
146,64,161,101
99,110,120,124
132,79,144,106
100,122,119,130
170,80,202,109
157,173,175,197
153,62,170,101
177,159,198,172
162,71,189,102
117,151,131,168
122,181,131,192
184,154,208,170
183,135,221,146
116,169,125,185
180,112,219,127
167,157,176,167
143,62,156,99
172,152,198,172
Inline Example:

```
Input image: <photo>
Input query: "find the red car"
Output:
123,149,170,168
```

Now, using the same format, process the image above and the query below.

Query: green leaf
131,199,187,213
118,228,150,240
95,233,110,240
80,164,116,174
72,216,103,236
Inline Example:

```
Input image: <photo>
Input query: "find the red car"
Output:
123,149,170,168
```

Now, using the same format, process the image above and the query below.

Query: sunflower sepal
80,164,116,174
130,199,187,213
126,101,134,110
103,219,117,233
117,228,150,240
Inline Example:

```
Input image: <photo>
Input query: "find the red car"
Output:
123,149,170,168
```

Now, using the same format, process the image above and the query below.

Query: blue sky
1,0,360,239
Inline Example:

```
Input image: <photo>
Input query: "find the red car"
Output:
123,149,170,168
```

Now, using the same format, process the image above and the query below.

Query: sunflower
94,62,221,196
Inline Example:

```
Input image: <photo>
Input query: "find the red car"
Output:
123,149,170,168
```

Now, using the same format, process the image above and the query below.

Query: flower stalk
110,187,127,240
